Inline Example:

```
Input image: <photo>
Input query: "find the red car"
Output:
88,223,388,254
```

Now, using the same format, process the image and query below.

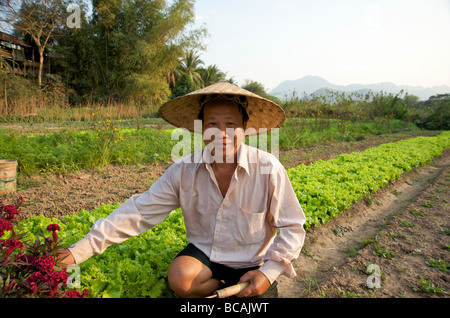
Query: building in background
0,31,39,77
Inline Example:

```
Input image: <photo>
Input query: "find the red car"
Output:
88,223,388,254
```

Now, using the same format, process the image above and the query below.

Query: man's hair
197,95,249,125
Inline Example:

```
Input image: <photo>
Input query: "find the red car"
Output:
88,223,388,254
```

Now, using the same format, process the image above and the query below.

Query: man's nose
221,127,236,139
221,129,227,138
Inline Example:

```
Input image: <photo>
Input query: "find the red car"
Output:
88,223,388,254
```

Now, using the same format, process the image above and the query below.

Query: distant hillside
269,75,450,101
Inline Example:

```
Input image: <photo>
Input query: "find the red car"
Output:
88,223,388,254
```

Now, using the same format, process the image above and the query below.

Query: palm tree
176,49,204,89
225,77,236,85
199,64,226,87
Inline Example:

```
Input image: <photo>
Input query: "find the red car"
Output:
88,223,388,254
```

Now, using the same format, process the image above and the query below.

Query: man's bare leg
168,255,220,298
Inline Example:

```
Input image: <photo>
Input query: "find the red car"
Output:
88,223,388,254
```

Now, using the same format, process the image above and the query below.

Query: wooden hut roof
0,31,30,48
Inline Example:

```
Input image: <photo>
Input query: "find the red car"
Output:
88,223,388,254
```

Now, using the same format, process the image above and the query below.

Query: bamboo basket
0,160,17,195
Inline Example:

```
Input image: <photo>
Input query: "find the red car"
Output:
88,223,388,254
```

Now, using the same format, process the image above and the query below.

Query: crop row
288,130,450,228
0,119,418,175
9,131,450,297
0,128,178,175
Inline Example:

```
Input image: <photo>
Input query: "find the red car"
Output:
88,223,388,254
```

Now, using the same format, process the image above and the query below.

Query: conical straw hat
158,81,285,135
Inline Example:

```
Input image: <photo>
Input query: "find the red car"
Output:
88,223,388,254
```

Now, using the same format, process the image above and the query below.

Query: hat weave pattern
158,82,285,135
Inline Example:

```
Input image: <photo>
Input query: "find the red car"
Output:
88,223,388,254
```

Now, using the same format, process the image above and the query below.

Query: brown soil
8,163,170,221
1,132,449,298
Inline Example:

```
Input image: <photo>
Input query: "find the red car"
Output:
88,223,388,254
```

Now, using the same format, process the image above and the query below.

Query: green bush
414,102,450,130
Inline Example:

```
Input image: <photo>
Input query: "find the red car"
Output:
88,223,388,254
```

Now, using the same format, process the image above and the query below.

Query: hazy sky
193,0,450,91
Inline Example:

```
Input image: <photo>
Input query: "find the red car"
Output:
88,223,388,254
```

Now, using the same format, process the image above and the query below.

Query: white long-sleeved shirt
68,144,306,283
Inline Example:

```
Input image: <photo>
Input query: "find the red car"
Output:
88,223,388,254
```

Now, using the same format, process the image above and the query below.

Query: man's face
202,100,246,163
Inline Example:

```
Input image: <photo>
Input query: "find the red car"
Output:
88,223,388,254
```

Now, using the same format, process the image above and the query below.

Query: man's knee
168,256,218,297
168,257,197,296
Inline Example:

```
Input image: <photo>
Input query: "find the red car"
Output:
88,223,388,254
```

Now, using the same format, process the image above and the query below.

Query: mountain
269,75,450,101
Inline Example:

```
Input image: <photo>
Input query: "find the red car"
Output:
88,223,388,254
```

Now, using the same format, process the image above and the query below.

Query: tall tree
176,49,204,89
87,0,206,103
0,0,69,87
242,80,270,98
199,64,225,87
242,79,281,104
49,2,92,103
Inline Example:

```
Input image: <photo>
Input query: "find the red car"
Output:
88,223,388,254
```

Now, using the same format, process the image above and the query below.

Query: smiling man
59,82,306,298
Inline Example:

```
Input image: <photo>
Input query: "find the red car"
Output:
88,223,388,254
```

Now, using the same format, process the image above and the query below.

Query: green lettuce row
13,131,450,297
287,130,450,228
66,208,187,298
13,205,187,298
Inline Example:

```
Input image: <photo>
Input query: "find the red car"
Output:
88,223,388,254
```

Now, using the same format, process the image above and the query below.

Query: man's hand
56,249,76,268
236,270,270,298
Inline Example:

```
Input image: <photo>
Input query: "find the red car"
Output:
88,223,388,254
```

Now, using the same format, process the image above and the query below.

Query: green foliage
175,49,204,89
1,116,422,175
170,73,198,98
89,112,124,167
421,201,435,208
425,257,449,272
14,204,187,298
372,243,396,260
279,89,447,129
412,276,449,295
198,64,226,87
48,0,206,104
0,127,179,175
171,51,229,98
414,99,450,130
277,117,419,150
242,80,276,101
287,131,450,228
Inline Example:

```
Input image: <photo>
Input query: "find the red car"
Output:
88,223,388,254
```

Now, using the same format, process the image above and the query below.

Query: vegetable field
288,131,450,228
7,131,450,298
0,117,418,175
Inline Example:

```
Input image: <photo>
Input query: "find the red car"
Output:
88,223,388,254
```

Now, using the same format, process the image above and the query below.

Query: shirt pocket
235,207,267,244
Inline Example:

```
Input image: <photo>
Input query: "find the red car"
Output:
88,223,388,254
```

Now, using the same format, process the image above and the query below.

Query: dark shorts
175,243,278,298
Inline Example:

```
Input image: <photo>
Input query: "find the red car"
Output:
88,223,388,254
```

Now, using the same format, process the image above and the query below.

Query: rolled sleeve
258,260,287,284
261,165,306,282
68,164,181,264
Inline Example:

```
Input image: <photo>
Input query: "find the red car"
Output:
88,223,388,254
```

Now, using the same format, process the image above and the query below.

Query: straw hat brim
158,81,285,135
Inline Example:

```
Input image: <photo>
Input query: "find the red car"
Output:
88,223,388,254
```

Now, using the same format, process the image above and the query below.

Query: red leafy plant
0,195,89,298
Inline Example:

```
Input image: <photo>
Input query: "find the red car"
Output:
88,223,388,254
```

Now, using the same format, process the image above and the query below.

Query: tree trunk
4,79,7,115
38,46,44,87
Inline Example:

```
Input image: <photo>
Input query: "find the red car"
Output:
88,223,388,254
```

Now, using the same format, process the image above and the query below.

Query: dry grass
0,96,159,122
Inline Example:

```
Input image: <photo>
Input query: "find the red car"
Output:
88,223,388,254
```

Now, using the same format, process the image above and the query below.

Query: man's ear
243,120,248,131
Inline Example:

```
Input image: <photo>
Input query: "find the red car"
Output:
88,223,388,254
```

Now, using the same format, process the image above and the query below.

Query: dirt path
278,148,450,298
